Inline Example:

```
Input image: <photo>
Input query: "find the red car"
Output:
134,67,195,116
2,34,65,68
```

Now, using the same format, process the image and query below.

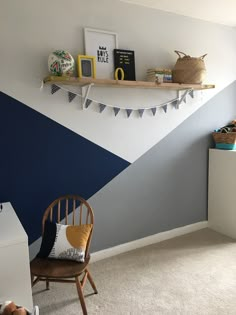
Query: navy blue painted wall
0,92,130,244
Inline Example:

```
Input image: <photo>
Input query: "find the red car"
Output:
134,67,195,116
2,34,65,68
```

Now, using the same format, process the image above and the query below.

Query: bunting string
44,82,195,118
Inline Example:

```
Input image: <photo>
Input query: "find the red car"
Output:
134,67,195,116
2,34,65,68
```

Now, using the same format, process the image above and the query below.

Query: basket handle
174,50,188,58
175,51,208,60
199,53,207,60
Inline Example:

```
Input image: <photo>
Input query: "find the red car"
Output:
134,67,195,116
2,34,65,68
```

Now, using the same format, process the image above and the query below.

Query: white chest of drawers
208,149,236,239
0,202,33,310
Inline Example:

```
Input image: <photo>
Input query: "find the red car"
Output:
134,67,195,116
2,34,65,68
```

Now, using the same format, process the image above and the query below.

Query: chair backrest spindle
50,207,53,221
72,199,76,225
86,209,89,224
65,199,68,224
79,203,83,225
57,200,61,222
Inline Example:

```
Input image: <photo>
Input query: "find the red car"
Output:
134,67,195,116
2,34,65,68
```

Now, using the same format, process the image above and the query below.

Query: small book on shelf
114,49,136,81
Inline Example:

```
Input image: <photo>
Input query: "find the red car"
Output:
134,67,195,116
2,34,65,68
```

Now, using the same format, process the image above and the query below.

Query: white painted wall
121,0,236,27
0,0,235,162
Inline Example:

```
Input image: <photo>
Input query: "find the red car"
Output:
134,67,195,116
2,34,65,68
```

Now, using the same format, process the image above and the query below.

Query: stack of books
146,68,172,83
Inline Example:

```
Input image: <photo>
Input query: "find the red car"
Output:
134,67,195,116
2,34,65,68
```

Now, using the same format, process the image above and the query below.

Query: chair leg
75,276,87,315
31,273,34,287
87,269,98,294
46,279,50,290
31,275,40,288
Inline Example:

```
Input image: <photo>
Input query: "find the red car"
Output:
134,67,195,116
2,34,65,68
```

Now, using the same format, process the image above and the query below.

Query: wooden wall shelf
43,76,215,91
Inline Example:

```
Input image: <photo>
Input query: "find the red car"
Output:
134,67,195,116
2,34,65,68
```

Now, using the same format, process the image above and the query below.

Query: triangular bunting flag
51,84,60,94
85,99,92,108
172,100,179,109
126,109,132,118
183,97,187,103
138,109,145,118
162,104,167,113
68,91,76,103
99,103,106,113
189,90,194,98
113,107,120,116
151,107,157,116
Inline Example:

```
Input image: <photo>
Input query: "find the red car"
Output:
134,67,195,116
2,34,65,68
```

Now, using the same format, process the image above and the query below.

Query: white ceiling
120,0,236,27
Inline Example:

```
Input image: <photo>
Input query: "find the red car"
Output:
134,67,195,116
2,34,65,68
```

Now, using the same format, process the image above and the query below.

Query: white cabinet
208,149,236,239
0,202,33,310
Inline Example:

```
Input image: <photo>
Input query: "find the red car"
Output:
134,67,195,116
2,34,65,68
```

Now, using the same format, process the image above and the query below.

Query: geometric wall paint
28,81,236,257
87,81,236,252
0,92,130,244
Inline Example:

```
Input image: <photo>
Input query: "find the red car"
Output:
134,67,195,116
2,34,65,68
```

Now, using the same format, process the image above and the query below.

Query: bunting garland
46,83,195,118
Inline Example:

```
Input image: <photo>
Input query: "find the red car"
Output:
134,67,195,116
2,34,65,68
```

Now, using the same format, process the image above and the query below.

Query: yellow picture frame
77,55,96,78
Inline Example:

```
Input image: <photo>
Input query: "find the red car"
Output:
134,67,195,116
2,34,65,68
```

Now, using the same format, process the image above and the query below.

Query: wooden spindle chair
30,195,97,315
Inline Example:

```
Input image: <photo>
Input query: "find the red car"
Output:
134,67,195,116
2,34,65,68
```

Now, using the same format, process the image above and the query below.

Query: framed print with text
84,28,118,79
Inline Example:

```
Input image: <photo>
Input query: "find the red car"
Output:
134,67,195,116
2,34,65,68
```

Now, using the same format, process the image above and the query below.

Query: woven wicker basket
172,50,207,84
212,132,236,149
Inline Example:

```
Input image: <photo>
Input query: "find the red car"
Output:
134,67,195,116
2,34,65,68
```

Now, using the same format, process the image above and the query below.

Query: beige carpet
32,228,236,315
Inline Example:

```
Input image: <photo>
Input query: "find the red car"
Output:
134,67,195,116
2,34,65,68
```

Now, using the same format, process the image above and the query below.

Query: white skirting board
29,221,208,262
90,221,208,263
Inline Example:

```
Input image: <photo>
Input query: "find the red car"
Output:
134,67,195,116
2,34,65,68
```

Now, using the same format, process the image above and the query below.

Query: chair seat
30,255,90,278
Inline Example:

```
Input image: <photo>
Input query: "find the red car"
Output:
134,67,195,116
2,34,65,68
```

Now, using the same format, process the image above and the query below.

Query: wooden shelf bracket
81,83,94,109
176,89,194,109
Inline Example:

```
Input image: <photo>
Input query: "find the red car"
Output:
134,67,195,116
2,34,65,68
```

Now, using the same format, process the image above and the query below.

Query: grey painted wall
89,81,236,252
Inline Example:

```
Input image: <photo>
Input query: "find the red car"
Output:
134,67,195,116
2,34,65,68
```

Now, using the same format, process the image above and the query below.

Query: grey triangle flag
189,90,194,98
162,104,168,113
183,97,187,103
138,109,145,118
113,107,120,116
51,84,60,94
151,107,157,116
68,92,76,103
126,109,132,118
99,103,106,113
85,99,92,108
172,100,179,109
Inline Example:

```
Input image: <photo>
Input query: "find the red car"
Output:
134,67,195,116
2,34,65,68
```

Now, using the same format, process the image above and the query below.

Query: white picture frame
84,28,118,79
